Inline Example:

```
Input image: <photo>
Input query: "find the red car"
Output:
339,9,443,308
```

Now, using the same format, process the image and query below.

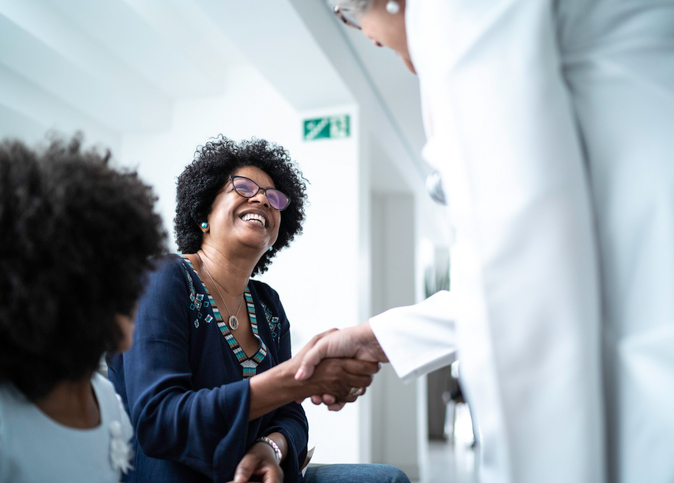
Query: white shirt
370,1,674,482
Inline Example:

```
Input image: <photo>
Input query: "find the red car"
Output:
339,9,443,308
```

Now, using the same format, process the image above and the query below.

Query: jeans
300,464,410,483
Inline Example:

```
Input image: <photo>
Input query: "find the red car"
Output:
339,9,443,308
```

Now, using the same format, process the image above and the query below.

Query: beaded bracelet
256,436,282,464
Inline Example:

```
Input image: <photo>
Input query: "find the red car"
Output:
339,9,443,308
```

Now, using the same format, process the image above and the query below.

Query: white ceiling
0,0,427,185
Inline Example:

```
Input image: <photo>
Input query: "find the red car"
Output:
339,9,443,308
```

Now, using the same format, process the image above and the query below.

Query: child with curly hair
0,135,166,483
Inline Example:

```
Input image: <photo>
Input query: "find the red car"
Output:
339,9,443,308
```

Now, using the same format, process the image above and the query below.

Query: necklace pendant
228,315,239,331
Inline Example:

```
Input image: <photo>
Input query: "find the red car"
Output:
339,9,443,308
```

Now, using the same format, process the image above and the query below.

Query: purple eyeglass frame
228,175,291,211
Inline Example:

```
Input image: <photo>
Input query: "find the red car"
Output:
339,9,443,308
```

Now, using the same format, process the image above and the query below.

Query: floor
416,401,480,483
418,441,479,483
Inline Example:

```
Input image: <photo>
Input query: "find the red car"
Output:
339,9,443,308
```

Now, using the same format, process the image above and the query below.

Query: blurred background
0,1,476,481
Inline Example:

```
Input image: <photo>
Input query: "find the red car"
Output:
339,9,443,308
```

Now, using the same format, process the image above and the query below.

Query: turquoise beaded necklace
182,255,267,378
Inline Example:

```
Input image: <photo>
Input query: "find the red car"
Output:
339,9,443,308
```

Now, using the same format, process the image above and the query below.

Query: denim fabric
300,464,410,483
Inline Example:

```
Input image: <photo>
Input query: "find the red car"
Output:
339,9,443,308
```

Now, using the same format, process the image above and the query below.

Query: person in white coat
296,1,674,482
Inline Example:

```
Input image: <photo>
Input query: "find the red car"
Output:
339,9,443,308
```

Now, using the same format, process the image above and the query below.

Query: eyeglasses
333,5,362,30
228,175,291,211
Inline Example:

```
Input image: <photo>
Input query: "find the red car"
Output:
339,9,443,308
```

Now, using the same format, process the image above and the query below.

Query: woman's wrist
248,361,306,420
256,436,282,463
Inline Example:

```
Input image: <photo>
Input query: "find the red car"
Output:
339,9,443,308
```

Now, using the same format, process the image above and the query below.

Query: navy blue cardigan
108,255,308,482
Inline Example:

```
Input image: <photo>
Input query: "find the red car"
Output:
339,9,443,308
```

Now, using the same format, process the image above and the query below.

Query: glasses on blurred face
333,5,362,30
228,175,291,211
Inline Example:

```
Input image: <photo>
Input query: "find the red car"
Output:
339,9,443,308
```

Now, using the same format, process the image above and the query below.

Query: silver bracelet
256,436,282,464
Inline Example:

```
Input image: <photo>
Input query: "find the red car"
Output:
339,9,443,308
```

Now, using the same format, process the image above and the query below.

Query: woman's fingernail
295,369,305,380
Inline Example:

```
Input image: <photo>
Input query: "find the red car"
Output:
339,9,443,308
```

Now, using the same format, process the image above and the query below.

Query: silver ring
348,387,364,397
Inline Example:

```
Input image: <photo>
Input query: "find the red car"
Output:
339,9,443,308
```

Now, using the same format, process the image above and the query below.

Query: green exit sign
303,115,350,141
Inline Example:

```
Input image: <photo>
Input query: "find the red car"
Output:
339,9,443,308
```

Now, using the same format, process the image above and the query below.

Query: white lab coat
369,1,674,482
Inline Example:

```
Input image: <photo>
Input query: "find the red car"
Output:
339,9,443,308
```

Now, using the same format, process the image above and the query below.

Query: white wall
260,105,366,464
367,134,449,480
369,193,421,478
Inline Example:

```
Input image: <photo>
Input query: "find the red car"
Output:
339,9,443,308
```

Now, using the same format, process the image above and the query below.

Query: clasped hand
291,328,382,411
233,330,380,482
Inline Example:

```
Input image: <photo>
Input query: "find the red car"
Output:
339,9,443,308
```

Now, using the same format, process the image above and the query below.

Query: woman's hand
288,329,380,402
248,329,380,419
300,357,378,402
233,440,283,483
302,356,380,411
294,323,387,381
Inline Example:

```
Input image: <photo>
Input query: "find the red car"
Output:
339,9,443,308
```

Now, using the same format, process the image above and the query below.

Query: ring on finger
348,386,364,397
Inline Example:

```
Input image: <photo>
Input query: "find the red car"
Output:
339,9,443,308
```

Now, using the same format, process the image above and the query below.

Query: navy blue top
108,255,308,483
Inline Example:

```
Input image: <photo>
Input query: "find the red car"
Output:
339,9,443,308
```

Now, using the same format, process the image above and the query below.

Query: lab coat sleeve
406,1,604,482
369,291,456,382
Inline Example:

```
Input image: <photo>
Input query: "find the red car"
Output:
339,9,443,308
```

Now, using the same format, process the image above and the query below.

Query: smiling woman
175,136,307,276
107,136,408,483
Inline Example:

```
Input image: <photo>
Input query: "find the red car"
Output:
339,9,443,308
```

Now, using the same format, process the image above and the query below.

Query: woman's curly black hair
175,136,308,276
0,135,167,401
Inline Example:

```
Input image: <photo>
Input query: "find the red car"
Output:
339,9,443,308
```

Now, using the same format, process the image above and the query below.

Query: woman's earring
268,246,273,252
386,0,400,14
201,222,209,230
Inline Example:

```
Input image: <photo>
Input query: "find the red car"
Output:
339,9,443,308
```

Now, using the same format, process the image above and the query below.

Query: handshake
248,322,389,419
290,322,389,411
233,322,392,482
